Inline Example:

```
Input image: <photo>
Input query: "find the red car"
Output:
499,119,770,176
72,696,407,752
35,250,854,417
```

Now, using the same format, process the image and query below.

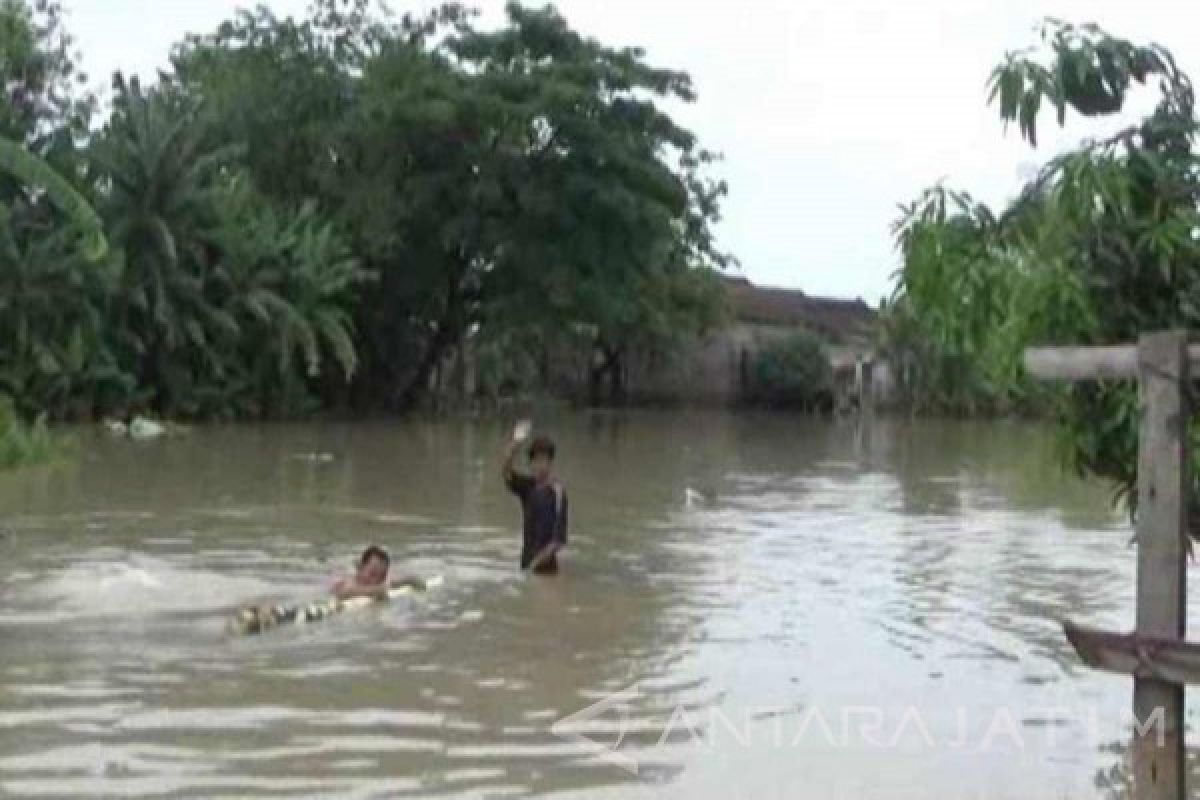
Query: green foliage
0,216,127,419
990,20,1200,526
0,0,93,144
92,75,241,415
0,0,727,425
882,185,1092,415
746,332,833,411
206,178,370,416
0,395,54,469
886,18,1200,531
0,137,106,258
172,0,728,411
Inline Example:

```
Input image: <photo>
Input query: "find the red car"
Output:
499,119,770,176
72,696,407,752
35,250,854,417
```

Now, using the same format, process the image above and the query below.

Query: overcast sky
63,1,1200,303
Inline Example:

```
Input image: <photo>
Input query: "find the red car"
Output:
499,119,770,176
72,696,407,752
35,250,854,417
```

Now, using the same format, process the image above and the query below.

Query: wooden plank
1063,621,1200,684
1023,342,1200,381
1132,331,1189,800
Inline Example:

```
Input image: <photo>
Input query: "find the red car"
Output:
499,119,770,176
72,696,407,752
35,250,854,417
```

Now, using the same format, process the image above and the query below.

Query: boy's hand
512,419,532,443
526,540,562,571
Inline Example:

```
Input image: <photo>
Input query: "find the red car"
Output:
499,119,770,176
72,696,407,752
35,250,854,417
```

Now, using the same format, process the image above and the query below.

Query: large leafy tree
438,3,730,404
170,1,729,410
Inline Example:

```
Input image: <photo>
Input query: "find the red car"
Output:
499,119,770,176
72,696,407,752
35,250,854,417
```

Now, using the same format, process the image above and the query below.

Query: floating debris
128,417,166,440
102,419,127,436
291,452,336,464
684,486,715,508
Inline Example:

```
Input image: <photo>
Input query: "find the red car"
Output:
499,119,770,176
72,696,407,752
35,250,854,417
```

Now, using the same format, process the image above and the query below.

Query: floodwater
0,411,1185,799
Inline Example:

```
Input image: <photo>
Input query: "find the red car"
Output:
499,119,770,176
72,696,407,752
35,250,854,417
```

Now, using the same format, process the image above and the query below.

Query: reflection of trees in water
867,418,1118,528
865,418,965,515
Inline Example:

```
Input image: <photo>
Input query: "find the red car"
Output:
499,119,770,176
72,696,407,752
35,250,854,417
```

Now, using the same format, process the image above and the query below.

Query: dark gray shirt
505,473,568,570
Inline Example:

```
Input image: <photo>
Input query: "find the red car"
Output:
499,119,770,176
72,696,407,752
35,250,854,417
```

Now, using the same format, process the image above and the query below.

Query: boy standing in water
501,421,568,574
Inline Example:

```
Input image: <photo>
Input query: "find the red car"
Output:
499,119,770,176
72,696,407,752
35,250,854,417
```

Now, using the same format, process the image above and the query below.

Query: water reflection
0,413,1161,798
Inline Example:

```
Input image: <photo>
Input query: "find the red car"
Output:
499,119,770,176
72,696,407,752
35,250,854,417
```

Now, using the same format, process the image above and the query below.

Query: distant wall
429,323,894,411
623,323,891,408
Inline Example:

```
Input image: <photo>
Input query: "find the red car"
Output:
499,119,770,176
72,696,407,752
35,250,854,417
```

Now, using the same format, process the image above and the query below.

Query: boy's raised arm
501,420,532,483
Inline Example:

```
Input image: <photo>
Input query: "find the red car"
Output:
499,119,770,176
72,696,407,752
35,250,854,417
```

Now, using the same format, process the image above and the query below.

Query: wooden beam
1023,342,1200,381
1132,331,1189,800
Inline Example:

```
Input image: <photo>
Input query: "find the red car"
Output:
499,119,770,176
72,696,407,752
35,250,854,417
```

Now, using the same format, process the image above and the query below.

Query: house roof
722,276,876,343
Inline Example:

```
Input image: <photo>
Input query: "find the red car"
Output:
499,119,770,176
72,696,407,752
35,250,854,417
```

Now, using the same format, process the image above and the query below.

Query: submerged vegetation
0,0,729,467
0,396,54,468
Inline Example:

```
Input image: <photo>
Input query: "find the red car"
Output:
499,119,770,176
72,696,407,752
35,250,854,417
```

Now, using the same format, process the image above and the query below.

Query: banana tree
208,178,369,417
0,137,106,260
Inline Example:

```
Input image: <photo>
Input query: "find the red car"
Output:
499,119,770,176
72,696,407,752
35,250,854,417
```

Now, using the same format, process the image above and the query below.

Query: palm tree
91,75,240,413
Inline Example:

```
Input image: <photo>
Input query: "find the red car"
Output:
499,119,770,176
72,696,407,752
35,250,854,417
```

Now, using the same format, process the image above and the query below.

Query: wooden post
1133,331,1189,799
1024,330,1193,800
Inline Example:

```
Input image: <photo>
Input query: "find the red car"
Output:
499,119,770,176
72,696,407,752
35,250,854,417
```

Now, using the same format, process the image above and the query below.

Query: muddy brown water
0,411,1181,798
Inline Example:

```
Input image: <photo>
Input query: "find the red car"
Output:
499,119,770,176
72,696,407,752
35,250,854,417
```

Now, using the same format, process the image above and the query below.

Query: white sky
63,0,1200,303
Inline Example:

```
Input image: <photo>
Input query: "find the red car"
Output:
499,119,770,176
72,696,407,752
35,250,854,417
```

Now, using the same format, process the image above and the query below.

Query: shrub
748,331,833,410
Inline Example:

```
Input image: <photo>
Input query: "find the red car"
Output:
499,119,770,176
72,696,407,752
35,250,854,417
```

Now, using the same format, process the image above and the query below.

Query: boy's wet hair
528,435,556,461
359,544,390,568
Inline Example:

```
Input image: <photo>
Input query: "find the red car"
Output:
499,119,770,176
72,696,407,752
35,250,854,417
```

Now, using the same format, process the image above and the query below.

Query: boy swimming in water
232,545,434,635
332,545,392,600
501,421,569,574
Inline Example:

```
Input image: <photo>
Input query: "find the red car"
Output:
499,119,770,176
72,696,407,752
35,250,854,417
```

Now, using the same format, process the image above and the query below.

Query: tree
90,75,243,414
0,2,120,424
884,19,1200,528
439,3,730,406
0,161,123,420
91,73,369,419
988,20,1200,522
207,177,369,416
0,0,93,144
170,1,729,411
0,138,105,258
882,184,1088,415
0,0,731,423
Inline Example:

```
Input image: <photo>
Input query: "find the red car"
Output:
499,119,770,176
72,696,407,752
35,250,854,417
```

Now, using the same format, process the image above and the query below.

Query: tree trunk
588,342,626,406
608,345,626,404
395,321,456,412
394,262,474,412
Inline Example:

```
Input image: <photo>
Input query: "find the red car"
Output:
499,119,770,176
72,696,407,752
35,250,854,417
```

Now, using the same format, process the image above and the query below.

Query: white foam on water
23,553,278,618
